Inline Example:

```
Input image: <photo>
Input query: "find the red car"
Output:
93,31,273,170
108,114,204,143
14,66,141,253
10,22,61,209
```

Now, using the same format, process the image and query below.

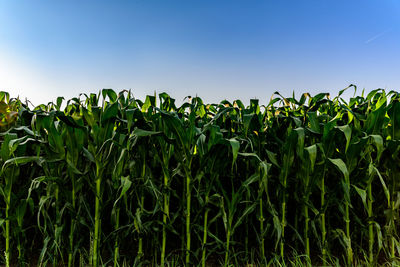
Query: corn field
1,86,400,266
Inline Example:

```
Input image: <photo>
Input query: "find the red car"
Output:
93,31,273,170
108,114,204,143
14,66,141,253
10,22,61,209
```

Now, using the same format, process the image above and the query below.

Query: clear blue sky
0,0,399,105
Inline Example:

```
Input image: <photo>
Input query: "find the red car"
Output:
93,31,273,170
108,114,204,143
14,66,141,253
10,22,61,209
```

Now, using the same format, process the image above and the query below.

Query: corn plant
3,88,400,266
0,131,40,266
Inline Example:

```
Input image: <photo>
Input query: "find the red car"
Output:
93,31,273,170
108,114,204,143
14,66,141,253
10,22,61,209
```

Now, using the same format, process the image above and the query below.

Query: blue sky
0,0,399,105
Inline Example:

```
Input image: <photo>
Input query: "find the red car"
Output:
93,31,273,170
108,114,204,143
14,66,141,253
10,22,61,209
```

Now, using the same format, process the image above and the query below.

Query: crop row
1,87,400,266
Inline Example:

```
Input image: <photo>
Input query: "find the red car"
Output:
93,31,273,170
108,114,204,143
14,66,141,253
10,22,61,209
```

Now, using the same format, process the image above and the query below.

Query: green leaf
142,95,156,112
16,201,27,227
66,158,83,175
329,158,349,181
160,111,186,148
102,89,118,102
56,112,85,129
113,176,132,207
266,150,280,167
307,112,320,133
329,157,350,204
8,136,28,155
232,202,257,232
101,102,119,123
388,100,400,139
353,185,367,211
322,119,337,144
83,147,95,163
369,163,390,207
132,128,162,137
295,127,305,159
273,214,282,248
56,96,64,109
374,222,383,251
260,161,272,194
243,114,254,136
336,125,352,153
229,138,240,168
250,98,260,114
2,156,39,172
341,179,351,205
196,105,206,118
196,133,206,156
0,133,17,160
0,186,4,200
242,173,259,188
0,91,10,102
369,135,384,161
238,152,262,162
305,144,317,172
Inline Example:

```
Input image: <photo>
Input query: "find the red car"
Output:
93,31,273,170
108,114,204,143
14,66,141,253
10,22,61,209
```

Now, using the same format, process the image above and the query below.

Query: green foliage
1,88,400,266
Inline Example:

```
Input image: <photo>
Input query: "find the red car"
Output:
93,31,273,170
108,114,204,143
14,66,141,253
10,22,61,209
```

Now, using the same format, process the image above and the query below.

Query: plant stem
304,169,310,263
138,157,146,260
5,181,12,267
185,169,191,266
368,181,373,264
54,184,60,267
68,173,76,267
391,199,395,259
161,171,168,266
345,202,352,266
113,207,120,267
93,163,102,267
138,194,144,259
305,203,310,260
280,168,288,260
391,175,396,260
201,205,209,267
321,168,327,264
245,162,249,260
245,190,249,260
260,197,265,261
17,235,23,266
224,228,231,267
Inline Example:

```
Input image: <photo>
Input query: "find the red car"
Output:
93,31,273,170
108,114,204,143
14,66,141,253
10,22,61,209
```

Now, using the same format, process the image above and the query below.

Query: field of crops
1,87,400,266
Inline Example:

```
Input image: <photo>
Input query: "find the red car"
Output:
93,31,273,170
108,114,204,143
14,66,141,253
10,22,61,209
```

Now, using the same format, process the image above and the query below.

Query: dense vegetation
1,86,400,266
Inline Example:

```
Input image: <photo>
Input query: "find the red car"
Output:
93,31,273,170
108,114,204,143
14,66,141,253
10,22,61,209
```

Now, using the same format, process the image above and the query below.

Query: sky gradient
1,0,399,105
